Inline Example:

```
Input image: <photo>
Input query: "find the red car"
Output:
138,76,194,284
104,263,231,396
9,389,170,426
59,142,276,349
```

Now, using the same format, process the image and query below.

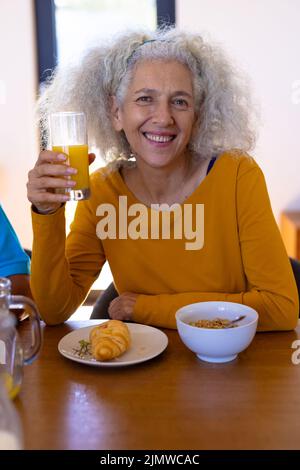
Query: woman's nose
152,102,174,126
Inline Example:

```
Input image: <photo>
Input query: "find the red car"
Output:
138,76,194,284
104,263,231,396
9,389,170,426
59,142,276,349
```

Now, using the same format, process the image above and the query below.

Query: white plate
58,322,168,367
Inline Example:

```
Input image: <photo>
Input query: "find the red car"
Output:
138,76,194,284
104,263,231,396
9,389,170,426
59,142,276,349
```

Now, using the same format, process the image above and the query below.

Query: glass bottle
0,277,41,399
0,378,23,449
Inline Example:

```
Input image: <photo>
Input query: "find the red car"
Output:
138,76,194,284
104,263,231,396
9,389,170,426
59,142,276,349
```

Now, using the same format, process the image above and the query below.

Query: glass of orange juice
49,111,90,200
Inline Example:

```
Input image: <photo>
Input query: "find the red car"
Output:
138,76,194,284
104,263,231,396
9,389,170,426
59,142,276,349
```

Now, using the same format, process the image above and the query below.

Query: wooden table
16,320,300,450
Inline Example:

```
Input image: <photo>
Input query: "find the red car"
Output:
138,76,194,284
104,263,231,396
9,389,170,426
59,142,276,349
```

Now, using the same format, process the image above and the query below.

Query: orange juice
1,372,21,400
52,144,90,191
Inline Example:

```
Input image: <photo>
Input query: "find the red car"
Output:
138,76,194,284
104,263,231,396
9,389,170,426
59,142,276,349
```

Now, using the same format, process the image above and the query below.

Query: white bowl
175,301,258,363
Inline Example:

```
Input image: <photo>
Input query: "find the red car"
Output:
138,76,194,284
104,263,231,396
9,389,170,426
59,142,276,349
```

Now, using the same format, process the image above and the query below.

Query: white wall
0,0,38,249
177,0,300,221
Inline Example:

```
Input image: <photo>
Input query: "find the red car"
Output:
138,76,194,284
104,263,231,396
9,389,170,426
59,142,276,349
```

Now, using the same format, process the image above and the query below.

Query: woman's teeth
144,133,175,142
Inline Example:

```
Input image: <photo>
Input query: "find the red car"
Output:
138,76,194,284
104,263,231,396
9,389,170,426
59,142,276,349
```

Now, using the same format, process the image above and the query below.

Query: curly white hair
38,27,257,167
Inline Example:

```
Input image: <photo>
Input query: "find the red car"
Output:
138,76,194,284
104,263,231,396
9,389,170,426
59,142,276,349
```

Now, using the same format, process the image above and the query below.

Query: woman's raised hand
27,151,95,214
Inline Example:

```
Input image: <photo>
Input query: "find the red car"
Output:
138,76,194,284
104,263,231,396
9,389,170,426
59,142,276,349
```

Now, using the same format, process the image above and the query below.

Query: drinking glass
49,111,90,200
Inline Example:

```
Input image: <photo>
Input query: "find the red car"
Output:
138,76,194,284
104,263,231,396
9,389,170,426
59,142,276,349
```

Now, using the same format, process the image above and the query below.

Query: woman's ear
193,110,199,126
191,112,200,142
191,111,200,136
110,95,123,131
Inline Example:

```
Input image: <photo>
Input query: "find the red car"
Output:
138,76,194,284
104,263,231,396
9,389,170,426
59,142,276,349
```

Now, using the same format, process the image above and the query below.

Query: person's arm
30,201,106,325
28,149,101,324
0,205,32,321
131,164,299,331
0,205,31,286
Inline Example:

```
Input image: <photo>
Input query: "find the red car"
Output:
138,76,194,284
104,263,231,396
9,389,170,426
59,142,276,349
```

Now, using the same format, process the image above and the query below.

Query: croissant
89,320,131,361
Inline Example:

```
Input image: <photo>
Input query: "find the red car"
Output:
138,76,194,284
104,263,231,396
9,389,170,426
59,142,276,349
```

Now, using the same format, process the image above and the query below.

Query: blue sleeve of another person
0,205,30,277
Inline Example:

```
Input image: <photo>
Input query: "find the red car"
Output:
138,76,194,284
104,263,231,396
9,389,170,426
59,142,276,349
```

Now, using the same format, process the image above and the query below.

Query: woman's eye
136,96,152,103
173,98,189,108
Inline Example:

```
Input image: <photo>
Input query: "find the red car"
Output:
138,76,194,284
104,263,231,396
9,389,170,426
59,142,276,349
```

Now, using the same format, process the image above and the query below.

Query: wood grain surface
16,320,300,450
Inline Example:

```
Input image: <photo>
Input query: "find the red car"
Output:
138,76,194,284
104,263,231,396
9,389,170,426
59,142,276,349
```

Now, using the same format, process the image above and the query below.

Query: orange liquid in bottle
1,372,21,400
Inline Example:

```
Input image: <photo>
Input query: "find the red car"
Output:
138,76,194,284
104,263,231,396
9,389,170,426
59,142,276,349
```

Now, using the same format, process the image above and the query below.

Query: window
55,0,157,64
34,0,175,291
35,0,175,81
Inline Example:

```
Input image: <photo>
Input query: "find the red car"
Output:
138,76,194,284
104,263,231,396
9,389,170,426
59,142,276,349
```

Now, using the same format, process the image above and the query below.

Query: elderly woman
27,28,298,330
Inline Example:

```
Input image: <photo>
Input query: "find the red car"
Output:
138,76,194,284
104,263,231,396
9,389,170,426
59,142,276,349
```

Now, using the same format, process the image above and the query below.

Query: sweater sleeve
132,161,299,331
31,202,106,325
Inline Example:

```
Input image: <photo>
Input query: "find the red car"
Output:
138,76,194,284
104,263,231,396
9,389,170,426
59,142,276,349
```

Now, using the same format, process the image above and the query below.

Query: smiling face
111,60,197,170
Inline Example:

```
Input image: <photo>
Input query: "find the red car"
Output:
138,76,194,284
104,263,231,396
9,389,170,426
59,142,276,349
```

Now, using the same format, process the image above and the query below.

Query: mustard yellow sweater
31,152,299,330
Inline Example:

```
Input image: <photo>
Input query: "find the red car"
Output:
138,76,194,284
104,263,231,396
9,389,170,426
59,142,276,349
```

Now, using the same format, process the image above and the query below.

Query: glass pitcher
0,277,42,399
0,378,23,449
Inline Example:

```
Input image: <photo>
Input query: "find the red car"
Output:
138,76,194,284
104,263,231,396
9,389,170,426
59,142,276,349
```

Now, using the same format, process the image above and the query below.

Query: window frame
34,0,57,83
157,0,175,27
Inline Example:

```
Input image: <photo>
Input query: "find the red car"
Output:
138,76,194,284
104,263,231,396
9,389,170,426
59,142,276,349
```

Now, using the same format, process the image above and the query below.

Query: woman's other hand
27,151,95,214
108,292,139,321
